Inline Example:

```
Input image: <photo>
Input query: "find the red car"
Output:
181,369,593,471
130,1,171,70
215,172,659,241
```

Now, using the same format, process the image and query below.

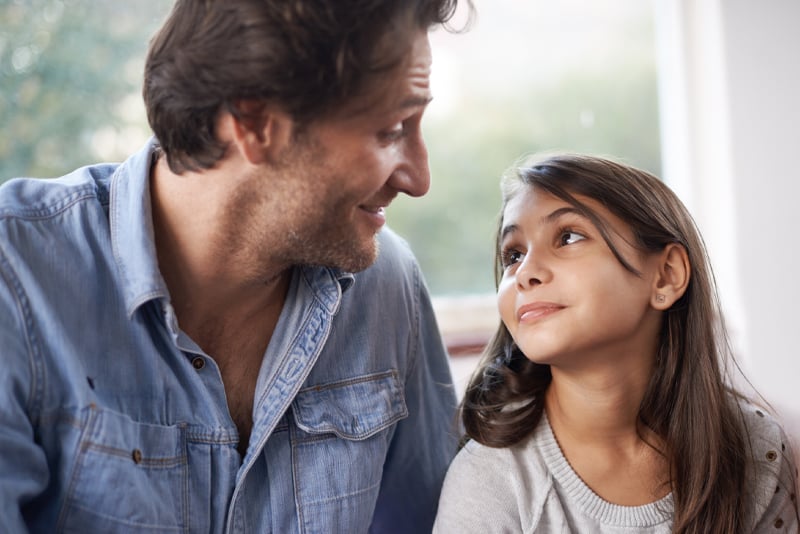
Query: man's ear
651,243,691,309
226,100,294,165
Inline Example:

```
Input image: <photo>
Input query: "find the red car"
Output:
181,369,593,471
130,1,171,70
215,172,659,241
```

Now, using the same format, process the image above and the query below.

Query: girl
433,154,798,533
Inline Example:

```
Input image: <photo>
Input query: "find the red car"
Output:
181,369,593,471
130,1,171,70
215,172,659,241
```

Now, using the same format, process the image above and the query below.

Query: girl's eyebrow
500,223,519,241
500,206,584,240
542,206,584,225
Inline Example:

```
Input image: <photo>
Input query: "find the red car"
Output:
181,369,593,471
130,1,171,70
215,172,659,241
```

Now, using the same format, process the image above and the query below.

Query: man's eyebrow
500,206,584,240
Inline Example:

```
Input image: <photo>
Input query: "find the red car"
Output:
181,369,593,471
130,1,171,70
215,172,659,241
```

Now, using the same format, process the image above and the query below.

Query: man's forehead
340,33,433,117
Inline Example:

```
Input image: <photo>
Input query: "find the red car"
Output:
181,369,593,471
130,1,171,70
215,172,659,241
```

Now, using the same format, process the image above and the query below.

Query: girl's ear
651,243,690,309
225,100,294,165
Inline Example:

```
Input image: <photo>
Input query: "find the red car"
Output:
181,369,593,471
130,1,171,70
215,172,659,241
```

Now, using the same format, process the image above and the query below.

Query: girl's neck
544,363,670,506
545,369,647,447
543,344,658,444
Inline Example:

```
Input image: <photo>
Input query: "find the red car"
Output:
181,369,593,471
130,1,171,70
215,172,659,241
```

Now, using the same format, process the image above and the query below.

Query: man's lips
359,205,386,215
516,302,565,322
358,204,388,228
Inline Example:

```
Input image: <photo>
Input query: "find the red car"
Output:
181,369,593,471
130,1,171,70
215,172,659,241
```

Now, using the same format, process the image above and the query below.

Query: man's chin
309,235,380,273
338,238,380,273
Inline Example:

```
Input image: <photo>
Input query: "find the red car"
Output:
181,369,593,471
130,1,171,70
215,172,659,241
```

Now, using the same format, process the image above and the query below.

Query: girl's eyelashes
500,247,524,268
557,227,587,247
500,227,587,268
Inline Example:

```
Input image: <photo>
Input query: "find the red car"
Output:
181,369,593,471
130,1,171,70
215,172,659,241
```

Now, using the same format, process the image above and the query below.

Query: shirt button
774,518,784,528
766,450,778,462
132,448,142,464
192,357,205,370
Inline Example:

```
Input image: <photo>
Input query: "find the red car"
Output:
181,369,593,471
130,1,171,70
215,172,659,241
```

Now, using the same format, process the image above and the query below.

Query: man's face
238,31,434,274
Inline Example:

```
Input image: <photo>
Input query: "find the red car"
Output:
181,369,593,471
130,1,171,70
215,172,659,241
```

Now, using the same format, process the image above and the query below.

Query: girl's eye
501,249,524,268
558,230,586,246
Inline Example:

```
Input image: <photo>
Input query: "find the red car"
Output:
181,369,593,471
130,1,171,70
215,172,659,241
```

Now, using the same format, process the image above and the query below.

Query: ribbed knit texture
538,413,673,527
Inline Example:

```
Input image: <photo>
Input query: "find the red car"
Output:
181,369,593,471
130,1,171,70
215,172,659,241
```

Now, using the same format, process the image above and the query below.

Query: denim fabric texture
0,139,458,533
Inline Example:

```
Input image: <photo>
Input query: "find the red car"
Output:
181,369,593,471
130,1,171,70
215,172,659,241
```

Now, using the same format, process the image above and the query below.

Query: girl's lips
517,302,565,322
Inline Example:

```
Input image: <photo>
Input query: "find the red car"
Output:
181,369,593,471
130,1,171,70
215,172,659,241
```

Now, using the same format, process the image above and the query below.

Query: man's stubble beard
222,130,384,279
271,135,382,274
282,202,381,274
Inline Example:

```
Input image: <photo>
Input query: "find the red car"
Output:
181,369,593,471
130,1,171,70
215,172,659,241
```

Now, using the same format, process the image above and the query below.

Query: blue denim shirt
0,139,458,533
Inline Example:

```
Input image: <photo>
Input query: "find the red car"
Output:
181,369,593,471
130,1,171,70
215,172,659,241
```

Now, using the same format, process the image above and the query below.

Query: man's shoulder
375,226,416,265
0,163,118,221
357,227,420,283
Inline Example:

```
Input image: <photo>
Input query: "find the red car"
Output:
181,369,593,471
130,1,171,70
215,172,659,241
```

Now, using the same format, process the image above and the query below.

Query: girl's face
497,186,664,372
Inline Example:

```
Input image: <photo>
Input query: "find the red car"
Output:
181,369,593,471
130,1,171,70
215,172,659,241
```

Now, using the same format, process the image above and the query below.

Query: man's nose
388,134,430,197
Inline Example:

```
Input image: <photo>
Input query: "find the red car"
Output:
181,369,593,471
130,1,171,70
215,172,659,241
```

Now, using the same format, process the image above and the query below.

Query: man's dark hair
143,0,467,173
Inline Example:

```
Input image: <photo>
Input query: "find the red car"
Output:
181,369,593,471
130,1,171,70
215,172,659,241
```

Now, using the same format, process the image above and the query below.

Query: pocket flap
293,370,408,440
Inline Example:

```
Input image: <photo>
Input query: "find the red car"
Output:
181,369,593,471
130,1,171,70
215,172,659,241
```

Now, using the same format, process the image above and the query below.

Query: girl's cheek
496,283,516,328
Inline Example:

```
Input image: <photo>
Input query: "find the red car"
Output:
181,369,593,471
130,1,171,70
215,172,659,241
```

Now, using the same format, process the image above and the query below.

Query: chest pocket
58,406,188,533
291,369,408,534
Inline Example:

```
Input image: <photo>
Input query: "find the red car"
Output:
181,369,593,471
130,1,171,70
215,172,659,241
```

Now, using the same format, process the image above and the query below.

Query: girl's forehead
504,186,558,210
503,187,579,220
502,185,635,241
500,187,577,236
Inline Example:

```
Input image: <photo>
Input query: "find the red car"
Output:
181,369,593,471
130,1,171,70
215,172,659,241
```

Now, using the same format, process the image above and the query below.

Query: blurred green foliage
0,0,170,178
0,0,661,297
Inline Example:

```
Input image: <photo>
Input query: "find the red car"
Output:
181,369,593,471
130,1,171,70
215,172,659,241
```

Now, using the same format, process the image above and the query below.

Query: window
1,1,661,390
393,0,661,298
404,1,661,390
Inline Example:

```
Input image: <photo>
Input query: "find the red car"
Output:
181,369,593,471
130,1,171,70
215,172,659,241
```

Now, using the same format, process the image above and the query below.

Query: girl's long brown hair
462,154,749,533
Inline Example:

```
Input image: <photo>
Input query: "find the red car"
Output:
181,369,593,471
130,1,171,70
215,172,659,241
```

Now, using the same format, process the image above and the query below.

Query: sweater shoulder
434,435,553,533
737,399,799,529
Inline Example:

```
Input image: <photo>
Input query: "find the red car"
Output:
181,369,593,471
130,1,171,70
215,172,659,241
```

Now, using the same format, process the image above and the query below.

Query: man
0,1,469,531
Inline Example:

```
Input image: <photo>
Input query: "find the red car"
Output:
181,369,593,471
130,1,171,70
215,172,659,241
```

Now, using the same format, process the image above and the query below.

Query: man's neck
149,155,290,334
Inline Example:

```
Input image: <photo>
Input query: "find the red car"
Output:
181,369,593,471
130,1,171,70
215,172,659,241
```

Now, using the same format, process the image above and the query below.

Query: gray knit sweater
433,401,798,533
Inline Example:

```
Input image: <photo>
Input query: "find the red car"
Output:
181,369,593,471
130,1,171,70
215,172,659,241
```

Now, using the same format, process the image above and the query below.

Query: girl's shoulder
738,398,794,473
737,399,799,531
434,425,554,533
738,399,788,441
448,430,552,492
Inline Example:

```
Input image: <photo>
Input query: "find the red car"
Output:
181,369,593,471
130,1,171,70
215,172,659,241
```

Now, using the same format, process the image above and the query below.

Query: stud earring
656,294,666,303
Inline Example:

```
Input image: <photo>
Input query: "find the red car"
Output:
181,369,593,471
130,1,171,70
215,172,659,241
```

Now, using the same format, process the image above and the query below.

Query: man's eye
559,231,586,246
379,123,405,142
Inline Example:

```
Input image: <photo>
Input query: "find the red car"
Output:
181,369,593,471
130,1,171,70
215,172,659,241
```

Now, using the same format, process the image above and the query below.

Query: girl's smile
516,301,565,323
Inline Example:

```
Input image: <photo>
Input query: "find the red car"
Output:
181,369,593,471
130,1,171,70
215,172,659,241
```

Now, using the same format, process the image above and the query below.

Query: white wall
655,0,800,461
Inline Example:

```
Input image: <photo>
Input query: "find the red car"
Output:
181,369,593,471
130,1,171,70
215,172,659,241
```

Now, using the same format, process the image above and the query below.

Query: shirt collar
109,138,357,318
299,266,355,316
110,137,169,317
